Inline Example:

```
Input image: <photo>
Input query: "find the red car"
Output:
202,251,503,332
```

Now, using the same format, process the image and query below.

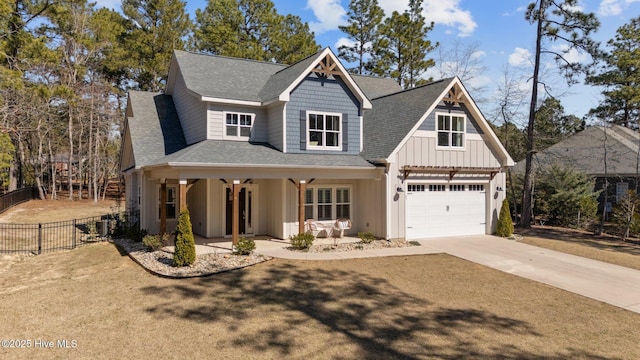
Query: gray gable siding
418,104,483,134
286,76,361,155
172,68,208,145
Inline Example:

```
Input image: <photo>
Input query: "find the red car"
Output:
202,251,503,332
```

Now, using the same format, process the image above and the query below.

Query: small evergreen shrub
496,198,514,237
234,236,256,255
357,231,376,244
143,233,172,251
174,209,196,266
290,233,314,250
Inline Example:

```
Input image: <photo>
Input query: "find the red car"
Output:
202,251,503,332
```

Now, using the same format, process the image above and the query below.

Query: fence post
72,219,77,249
38,223,42,255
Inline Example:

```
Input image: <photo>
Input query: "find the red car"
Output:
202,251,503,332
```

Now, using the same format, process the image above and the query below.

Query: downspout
385,164,391,241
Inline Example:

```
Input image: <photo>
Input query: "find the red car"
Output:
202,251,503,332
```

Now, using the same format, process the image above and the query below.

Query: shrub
143,233,172,251
127,226,148,242
174,209,196,266
496,199,514,237
290,233,314,250
234,236,256,255
357,231,376,244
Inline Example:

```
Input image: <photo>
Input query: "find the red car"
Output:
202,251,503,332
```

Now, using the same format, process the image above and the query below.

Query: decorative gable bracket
313,54,342,79
402,166,501,181
442,83,466,106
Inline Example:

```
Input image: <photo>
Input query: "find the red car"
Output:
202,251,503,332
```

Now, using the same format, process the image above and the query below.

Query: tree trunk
68,108,74,200
521,0,545,228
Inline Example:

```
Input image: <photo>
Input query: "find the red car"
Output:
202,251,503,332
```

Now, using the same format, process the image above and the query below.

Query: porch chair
330,218,352,245
305,219,330,238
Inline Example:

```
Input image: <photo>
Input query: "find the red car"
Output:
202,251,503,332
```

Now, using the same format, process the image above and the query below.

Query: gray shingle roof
174,50,286,102
512,125,640,176
362,78,453,161
154,140,374,168
173,49,398,103
127,91,187,168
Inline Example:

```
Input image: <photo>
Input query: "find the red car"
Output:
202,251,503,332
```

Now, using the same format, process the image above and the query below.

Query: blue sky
96,0,640,124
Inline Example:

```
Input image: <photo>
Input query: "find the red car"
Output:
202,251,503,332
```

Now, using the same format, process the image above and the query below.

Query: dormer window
225,112,253,140
437,113,465,148
307,111,342,151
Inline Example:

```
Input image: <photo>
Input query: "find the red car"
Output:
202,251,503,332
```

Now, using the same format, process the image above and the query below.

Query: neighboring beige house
120,48,514,242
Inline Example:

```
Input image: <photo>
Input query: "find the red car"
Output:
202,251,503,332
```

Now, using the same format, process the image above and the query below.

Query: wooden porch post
179,179,187,211
232,180,240,246
160,180,167,235
298,180,306,235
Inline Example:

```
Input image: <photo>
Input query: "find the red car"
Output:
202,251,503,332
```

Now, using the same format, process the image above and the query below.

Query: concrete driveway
420,235,640,314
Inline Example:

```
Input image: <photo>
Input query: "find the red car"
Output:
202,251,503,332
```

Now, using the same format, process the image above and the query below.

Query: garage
405,183,487,239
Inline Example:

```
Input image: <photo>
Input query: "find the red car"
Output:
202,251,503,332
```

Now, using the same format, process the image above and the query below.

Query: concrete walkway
243,234,640,314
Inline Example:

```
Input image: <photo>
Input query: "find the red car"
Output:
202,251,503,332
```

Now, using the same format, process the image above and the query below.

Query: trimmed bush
143,233,172,251
290,233,314,250
357,231,376,244
496,198,514,237
234,236,256,255
127,226,148,242
174,209,196,266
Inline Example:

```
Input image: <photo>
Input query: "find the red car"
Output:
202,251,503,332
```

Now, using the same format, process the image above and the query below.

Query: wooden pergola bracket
401,166,501,180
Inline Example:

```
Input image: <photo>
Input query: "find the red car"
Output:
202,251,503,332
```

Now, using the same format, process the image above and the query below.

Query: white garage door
406,183,486,239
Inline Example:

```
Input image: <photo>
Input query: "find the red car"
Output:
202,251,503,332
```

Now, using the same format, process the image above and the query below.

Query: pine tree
174,208,196,266
370,0,437,88
520,0,600,227
587,17,640,128
122,0,191,91
338,0,384,74
496,199,514,237
194,0,319,64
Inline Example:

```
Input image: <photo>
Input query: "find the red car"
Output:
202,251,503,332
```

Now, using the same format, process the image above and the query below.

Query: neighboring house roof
167,49,389,106
126,91,187,169
149,140,374,169
512,125,640,176
363,78,454,162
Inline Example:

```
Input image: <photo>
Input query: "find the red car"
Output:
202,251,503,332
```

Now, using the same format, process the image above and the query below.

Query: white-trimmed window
616,182,629,203
437,113,465,148
224,112,254,140
304,186,351,221
307,112,342,150
157,185,177,220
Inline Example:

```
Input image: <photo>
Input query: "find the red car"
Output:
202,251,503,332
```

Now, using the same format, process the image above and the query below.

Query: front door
225,186,254,236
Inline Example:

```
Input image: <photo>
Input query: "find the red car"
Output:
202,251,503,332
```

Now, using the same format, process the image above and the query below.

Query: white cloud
378,0,476,37
422,0,477,37
335,37,354,50
551,44,590,64
598,0,640,16
508,48,532,67
306,0,347,34
471,50,486,60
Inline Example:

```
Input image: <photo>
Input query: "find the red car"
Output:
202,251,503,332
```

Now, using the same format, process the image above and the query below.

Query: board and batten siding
418,104,483,134
207,105,268,142
172,69,207,145
286,76,361,154
396,136,501,168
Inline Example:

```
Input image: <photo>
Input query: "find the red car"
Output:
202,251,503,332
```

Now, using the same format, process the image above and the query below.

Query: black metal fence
0,210,139,255
0,187,38,214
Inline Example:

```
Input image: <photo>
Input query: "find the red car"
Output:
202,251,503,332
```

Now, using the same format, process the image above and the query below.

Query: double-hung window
225,112,253,140
157,185,177,220
308,112,342,150
437,113,465,148
304,186,351,221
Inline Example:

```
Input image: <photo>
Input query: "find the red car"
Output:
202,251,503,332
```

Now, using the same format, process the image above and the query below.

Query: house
513,125,640,212
119,48,514,243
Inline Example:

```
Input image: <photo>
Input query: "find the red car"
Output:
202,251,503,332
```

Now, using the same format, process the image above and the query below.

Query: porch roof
148,140,376,169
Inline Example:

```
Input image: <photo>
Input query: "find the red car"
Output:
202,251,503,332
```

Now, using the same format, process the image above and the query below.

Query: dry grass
0,199,120,224
1,242,639,359
517,226,640,271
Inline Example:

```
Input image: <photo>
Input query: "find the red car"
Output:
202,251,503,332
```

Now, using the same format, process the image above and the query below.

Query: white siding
172,70,207,145
207,105,267,142
397,133,501,168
